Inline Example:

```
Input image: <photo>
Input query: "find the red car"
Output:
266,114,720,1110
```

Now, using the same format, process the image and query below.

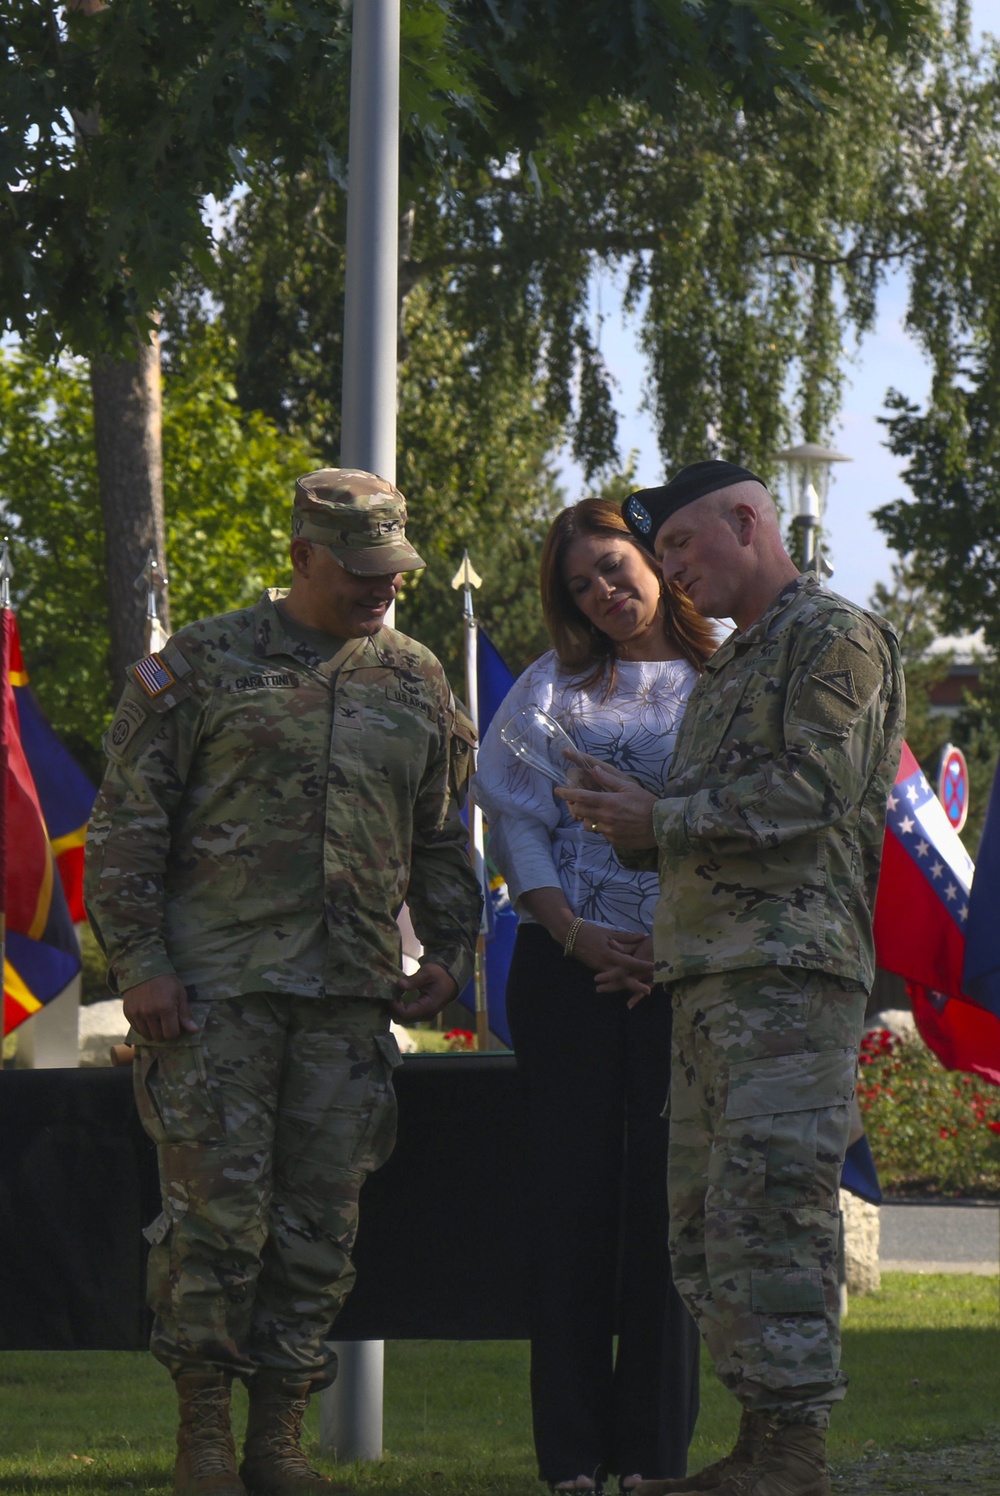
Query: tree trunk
90,324,170,694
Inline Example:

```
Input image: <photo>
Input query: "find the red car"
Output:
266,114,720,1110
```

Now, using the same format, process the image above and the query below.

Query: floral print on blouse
474,649,698,934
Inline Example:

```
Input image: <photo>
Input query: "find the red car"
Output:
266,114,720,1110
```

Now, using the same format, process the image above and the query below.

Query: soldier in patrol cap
559,462,905,1496
86,469,481,1496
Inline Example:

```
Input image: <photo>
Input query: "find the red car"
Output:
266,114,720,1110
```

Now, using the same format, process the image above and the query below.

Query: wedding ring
589,820,599,832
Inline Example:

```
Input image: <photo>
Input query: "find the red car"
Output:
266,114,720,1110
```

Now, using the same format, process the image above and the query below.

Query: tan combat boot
633,1409,772,1495
174,1369,246,1496
679,1422,830,1496
239,1375,354,1496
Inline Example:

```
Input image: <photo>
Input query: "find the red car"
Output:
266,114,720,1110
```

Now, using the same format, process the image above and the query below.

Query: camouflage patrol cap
293,468,426,575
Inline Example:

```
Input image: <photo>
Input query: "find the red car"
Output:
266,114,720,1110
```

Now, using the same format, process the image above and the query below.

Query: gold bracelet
563,916,585,958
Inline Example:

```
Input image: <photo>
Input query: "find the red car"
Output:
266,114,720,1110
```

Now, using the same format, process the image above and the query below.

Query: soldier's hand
565,752,636,794
123,974,198,1042
557,763,658,849
390,962,458,1024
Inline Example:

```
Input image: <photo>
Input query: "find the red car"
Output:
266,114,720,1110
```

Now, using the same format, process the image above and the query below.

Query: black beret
622,461,767,553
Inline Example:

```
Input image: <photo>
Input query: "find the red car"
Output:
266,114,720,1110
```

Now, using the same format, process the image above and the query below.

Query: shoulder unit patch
812,669,859,706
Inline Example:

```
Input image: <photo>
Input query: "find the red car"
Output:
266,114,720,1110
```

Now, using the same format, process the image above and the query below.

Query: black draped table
0,1055,529,1350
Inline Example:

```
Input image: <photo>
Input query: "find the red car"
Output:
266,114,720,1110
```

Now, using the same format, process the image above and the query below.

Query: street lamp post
771,442,852,572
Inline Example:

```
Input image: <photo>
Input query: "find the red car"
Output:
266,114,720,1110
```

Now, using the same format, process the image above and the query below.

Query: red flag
874,742,1000,1086
908,982,1000,1088
2,610,81,1036
9,623,94,922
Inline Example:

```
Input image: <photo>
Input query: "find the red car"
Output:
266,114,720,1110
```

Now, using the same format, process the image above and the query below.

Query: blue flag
841,1134,882,1205
15,674,94,922
962,756,1000,1021
477,626,515,739
457,627,517,1046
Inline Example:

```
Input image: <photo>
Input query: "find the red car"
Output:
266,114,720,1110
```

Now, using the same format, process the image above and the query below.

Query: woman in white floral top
475,498,718,1496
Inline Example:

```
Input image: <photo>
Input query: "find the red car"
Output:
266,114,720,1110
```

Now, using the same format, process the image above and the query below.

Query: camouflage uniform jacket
650,574,905,988
85,590,481,1003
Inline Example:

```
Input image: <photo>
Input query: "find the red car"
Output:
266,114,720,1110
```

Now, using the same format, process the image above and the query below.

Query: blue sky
561,0,1000,612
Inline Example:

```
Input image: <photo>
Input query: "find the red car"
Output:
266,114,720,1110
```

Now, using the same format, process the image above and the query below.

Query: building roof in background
926,630,989,667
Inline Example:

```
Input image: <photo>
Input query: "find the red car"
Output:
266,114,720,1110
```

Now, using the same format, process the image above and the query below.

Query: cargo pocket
750,1266,826,1315
449,708,477,808
747,1258,834,1389
132,1028,225,1147
726,1048,855,1208
714,1051,853,1391
350,1030,403,1175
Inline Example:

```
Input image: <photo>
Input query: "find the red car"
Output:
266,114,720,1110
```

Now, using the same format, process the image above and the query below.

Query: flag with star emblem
875,741,973,993
874,741,1000,1086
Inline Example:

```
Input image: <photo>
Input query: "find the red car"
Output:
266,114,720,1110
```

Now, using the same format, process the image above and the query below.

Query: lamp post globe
771,442,851,571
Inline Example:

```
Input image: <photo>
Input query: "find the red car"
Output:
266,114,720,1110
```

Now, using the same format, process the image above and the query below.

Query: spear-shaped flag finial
450,550,482,593
134,550,170,654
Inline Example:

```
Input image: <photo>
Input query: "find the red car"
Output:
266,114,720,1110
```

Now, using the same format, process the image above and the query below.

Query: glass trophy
500,706,580,787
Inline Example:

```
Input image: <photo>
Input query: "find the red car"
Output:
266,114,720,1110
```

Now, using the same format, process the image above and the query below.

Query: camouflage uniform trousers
666,966,866,1427
132,993,401,1387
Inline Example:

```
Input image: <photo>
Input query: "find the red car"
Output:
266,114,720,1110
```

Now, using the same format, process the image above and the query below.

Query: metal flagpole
320,0,400,1464
339,0,400,484
135,550,170,653
451,552,490,1051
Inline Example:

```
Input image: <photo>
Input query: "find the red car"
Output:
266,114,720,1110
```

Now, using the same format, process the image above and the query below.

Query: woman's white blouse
473,649,698,934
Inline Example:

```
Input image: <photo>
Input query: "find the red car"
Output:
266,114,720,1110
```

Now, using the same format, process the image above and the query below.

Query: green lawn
0,1275,995,1496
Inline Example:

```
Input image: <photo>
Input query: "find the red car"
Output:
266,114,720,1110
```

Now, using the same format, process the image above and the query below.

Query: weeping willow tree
164,4,1000,685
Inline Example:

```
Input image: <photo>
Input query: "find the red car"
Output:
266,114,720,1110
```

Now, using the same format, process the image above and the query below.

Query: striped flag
874,742,1000,1086
10,626,95,922
2,610,83,1036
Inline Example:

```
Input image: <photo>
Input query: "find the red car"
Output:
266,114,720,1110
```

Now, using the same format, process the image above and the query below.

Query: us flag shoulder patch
133,653,176,697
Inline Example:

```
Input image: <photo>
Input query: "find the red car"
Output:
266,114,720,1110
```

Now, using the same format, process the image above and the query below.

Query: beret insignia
624,496,653,535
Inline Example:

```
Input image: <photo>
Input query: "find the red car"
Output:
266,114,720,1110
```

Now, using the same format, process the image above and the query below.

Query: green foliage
858,1027,1000,1197
0,334,314,766
870,563,954,773
0,351,109,775
174,245,568,680
0,304,562,758
1,0,925,359
393,285,566,683
200,21,992,484
0,0,484,356
160,325,316,625
454,0,926,159
875,379,1000,657
870,27,1000,702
